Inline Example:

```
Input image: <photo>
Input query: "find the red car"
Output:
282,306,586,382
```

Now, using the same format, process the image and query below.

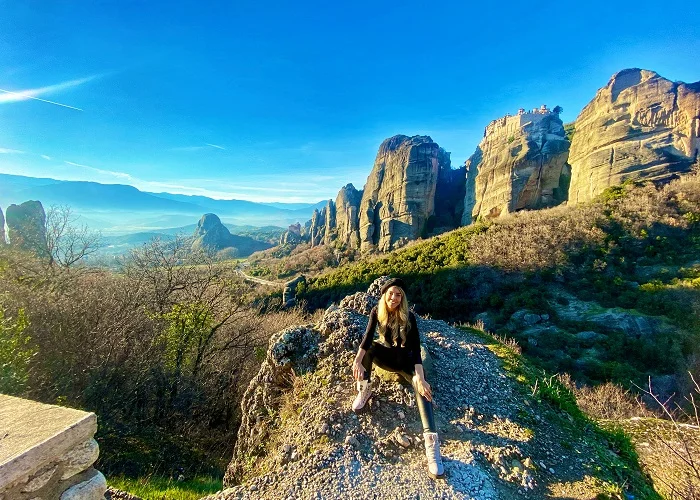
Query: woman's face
385,286,403,311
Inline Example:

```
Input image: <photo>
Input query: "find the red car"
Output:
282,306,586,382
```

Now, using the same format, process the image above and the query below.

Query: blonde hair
377,286,410,347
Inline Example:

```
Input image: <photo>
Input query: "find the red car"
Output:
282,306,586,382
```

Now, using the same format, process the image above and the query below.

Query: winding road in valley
235,269,284,288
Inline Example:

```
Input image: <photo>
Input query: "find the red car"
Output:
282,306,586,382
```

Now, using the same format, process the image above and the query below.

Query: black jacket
360,307,422,366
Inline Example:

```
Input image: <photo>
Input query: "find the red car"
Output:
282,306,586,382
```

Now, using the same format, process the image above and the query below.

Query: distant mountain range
0,173,326,234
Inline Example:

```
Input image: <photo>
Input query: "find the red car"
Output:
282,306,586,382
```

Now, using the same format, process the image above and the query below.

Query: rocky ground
204,278,653,500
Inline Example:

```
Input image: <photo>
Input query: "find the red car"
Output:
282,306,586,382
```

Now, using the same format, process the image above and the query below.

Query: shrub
0,307,33,395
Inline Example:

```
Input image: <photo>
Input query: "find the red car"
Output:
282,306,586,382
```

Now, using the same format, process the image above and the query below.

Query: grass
108,475,222,500
463,325,661,499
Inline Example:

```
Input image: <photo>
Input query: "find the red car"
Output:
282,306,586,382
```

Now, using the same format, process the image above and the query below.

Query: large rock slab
462,108,570,223
0,395,105,500
568,68,700,204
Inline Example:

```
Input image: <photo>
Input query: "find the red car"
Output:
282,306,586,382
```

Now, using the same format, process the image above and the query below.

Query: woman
351,277,444,479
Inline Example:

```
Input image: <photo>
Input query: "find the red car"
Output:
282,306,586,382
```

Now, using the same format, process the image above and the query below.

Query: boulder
575,331,604,342
568,68,700,204
551,292,676,338
282,275,306,308
474,312,495,332
462,108,570,223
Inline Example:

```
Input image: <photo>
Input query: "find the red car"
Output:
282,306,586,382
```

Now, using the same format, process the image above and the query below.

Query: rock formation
0,208,5,244
323,200,336,246
294,136,460,253
333,184,363,249
358,135,457,252
282,275,306,308
462,108,570,223
308,207,327,247
568,68,700,205
192,213,271,257
5,200,49,258
279,223,304,246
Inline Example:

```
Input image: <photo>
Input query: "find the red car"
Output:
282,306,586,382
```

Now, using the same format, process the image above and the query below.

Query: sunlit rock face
358,135,455,252
333,184,363,249
6,200,49,258
462,108,570,224
568,68,700,205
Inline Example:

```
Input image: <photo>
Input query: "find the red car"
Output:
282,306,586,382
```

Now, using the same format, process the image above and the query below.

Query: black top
360,307,422,366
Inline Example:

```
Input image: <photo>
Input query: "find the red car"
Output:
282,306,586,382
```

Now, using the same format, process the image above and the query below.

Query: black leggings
361,342,436,433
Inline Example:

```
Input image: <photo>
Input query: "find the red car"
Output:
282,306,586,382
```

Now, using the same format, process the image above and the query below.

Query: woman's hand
413,375,432,402
352,352,366,381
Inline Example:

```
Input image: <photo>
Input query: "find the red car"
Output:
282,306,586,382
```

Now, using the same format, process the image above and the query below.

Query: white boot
424,432,444,479
351,380,372,411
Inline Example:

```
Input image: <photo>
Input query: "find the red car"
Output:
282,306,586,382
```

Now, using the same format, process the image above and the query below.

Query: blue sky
0,0,698,203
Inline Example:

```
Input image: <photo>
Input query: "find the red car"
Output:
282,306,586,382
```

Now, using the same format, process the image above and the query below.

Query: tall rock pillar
358,135,451,252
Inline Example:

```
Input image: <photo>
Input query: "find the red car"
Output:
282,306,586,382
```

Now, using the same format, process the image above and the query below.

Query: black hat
380,278,406,295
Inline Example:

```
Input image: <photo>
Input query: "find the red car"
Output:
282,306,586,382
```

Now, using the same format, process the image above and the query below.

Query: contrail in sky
0,88,83,111
206,143,226,150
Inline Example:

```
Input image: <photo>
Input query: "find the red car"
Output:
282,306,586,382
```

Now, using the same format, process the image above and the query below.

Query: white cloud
0,148,24,154
0,74,100,111
64,161,134,180
40,155,51,160
172,143,227,152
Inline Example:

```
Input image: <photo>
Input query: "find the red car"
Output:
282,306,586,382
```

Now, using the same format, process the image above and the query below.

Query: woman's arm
353,348,367,380
413,364,432,401
359,307,378,351
353,308,378,380
408,312,422,366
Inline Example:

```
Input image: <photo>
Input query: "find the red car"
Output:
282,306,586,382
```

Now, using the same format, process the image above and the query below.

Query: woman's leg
360,342,406,380
365,345,437,433
411,378,437,433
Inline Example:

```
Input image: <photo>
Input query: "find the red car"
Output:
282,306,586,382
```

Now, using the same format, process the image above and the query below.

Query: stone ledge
0,394,97,491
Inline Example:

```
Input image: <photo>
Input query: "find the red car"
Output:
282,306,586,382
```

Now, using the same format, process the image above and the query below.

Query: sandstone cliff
462,109,570,224
6,200,49,258
568,68,700,204
358,135,457,252
192,213,271,257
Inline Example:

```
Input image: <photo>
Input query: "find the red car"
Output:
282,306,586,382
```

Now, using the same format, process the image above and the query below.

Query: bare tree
639,374,700,499
45,205,102,267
